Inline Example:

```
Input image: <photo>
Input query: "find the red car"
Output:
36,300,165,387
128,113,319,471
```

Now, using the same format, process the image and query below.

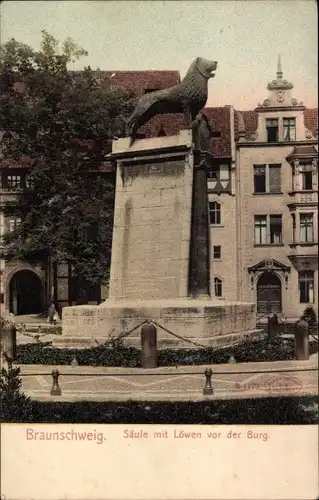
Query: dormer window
207,164,231,194
283,118,296,141
266,119,279,142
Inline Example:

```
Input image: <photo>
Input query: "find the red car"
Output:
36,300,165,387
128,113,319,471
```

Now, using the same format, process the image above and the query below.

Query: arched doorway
9,270,43,315
257,272,282,313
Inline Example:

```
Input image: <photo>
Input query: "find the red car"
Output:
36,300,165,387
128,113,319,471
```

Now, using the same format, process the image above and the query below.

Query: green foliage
4,397,318,425
301,306,317,326
0,31,134,289
16,335,319,367
0,365,33,422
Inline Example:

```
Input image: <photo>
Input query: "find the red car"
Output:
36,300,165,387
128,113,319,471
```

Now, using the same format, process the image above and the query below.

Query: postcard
0,1,318,499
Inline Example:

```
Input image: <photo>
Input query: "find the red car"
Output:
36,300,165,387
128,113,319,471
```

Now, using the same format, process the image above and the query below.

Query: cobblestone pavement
16,356,318,402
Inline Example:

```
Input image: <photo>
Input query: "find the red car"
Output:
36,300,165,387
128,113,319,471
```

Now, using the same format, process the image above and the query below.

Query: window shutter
269,165,281,192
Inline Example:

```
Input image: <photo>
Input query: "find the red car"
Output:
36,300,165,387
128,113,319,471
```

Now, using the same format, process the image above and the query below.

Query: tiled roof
96,70,181,98
235,110,258,137
304,108,318,137
203,107,231,158
286,145,318,161
0,155,33,170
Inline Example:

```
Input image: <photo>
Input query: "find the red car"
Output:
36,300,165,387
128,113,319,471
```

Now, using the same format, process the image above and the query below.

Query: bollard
71,354,78,367
228,352,236,364
50,369,62,396
294,319,310,360
141,323,157,368
268,313,278,339
0,321,17,361
203,367,214,395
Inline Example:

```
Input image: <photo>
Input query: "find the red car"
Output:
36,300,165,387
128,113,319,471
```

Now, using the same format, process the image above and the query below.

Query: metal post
141,323,157,368
203,367,214,395
50,369,62,395
294,319,309,360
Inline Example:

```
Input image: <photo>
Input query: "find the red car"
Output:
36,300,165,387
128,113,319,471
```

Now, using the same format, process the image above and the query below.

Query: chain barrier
151,319,215,349
93,319,149,347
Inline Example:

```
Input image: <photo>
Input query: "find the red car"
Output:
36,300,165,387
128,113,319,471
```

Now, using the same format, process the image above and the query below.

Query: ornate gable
248,259,291,273
256,56,303,111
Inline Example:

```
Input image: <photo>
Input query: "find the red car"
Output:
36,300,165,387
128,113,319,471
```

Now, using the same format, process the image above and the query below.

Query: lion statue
126,57,217,145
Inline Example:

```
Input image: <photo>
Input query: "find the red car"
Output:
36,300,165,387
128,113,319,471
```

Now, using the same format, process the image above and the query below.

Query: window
214,277,222,297
7,217,21,233
254,215,282,245
213,246,221,259
209,201,221,225
219,164,230,182
254,166,266,193
7,174,22,190
283,118,296,141
25,175,34,189
254,164,281,193
269,215,282,244
291,213,296,242
299,271,314,303
255,216,267,244
299,165,313,190
207,165,218,181
207,164,230,182
300,213,314,243
266,119,279,142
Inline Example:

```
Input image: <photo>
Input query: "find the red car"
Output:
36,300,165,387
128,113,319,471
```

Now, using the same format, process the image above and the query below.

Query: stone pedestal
56,131,258,349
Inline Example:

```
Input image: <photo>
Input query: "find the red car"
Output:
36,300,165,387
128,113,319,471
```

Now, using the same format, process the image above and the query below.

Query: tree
0,31,133,300
0,364,33,422
301,306,317,327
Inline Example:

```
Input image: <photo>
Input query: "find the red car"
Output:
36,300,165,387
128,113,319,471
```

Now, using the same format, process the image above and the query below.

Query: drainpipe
229,106,239,300
235,139,242,301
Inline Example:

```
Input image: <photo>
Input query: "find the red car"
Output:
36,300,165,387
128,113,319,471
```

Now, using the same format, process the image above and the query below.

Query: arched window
209,201,221,225
214,277,222,297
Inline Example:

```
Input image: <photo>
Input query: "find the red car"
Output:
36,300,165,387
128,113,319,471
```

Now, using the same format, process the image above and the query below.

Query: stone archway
9,270,43,315
257,272,282,314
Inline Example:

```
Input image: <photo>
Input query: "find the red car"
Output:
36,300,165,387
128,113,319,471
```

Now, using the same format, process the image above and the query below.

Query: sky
1,0,318,110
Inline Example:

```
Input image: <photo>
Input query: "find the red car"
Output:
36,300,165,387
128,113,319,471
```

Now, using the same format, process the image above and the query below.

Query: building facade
0,161,45,317
1,61,317,322
235,58,318,320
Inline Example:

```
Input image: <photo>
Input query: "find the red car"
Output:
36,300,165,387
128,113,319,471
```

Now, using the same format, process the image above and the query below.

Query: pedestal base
54,299,259,349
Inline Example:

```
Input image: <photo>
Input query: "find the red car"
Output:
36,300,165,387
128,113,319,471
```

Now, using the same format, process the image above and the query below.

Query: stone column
293,160,300,191
188,150,211,298
188,116,212,298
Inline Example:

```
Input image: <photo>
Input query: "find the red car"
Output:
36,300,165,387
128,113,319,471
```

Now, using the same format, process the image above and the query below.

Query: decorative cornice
255,105,305,112
236,140,318,148
248,258,290,273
